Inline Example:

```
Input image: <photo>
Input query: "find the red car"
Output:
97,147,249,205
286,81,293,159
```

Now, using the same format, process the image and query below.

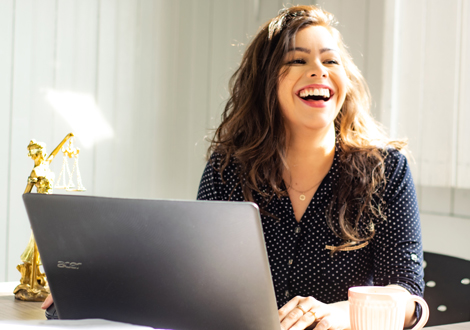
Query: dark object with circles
45,303,59,320
423,251,470,326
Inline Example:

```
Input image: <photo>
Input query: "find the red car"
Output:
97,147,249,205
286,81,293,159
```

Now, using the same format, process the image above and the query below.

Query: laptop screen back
23,194,281,330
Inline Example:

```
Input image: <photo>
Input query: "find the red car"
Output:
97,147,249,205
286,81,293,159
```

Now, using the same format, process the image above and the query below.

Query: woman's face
277,25,348,135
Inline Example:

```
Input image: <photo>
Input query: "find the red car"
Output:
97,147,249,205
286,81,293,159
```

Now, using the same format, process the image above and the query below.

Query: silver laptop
23,194,282,330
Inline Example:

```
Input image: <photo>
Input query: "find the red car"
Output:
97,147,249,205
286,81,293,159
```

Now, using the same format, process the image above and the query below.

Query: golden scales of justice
14,133,86,301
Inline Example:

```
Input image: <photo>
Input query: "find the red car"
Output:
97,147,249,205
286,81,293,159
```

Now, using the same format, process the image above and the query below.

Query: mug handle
409,295,430,330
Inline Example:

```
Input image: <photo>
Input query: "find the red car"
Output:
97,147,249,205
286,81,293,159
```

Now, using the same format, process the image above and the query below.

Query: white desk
1,282,469,329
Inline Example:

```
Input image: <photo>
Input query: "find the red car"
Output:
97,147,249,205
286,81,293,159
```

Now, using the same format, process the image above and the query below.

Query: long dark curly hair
208,5,407,253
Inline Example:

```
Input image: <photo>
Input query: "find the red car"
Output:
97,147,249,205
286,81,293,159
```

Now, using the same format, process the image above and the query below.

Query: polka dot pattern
197,148,425,308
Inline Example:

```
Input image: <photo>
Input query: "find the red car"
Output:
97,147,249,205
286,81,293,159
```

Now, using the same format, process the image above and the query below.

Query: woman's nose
308,64,328,78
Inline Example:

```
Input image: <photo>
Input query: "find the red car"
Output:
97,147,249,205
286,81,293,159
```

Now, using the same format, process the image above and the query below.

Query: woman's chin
301,117,336,132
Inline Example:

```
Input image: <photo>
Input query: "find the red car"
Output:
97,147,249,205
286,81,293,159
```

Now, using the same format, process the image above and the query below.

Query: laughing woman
197,5,424,330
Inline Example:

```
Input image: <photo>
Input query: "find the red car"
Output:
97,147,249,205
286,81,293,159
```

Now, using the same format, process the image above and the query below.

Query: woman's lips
295,84,335,108
297,94,329,108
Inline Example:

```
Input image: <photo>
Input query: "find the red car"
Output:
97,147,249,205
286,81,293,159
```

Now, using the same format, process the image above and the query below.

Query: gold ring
308,310,316,318
295,304,307,314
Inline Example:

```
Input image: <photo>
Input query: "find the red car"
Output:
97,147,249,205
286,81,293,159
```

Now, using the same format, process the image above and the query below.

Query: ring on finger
308,310,316,319
295,304,307,314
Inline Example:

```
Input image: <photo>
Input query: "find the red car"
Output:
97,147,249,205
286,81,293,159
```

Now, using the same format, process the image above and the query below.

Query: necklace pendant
299,194,306,201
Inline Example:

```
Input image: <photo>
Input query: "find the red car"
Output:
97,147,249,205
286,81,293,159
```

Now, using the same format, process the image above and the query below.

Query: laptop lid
23,194,282,330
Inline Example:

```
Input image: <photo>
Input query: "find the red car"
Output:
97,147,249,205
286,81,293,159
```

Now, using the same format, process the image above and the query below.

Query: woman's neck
283,124,336,222
285,124,336,167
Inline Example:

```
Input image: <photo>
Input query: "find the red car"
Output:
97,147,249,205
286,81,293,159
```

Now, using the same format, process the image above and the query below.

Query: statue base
14,261,49,302
13,283,49,302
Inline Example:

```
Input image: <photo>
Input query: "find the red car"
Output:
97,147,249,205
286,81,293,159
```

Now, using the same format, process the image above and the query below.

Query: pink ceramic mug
349,286,429,330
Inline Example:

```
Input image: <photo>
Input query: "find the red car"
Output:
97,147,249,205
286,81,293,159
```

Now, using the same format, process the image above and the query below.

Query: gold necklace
287,178,323,201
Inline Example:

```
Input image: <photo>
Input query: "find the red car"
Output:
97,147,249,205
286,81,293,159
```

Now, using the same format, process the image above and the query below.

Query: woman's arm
372,150,425,325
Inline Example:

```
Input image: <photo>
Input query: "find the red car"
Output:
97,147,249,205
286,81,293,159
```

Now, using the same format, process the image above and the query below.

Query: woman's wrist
328,301,351,330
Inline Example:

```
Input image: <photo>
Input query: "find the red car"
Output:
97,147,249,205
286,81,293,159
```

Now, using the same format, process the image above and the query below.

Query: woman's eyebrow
320,47,338,54
287,47,339,54
287,47,311,54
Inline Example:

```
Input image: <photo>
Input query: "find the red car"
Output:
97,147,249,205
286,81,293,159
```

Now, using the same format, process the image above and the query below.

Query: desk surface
428,323,470,329
0,282,45,321
0,282,469,329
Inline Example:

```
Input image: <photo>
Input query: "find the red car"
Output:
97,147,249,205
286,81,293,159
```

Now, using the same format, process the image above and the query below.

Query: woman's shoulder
380,146,409,175
377,147,415,201
337,143,408,175
340,144,411,187
198,152,242,201
204,151,241,183
207,151,238,170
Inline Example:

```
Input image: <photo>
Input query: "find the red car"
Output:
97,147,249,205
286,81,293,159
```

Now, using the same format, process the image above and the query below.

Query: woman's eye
324,60,339,65
286,59,306,65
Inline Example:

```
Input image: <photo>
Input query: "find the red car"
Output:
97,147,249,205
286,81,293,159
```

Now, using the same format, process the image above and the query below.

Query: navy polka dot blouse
197,147,425,308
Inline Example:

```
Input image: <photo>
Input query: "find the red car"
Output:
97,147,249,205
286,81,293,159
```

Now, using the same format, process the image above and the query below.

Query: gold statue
24,139,55,194
14,133,80,301
14,233,49,301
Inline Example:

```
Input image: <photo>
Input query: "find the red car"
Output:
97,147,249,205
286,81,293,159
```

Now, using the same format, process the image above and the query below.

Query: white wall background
0,0,468,282
380,0,470,261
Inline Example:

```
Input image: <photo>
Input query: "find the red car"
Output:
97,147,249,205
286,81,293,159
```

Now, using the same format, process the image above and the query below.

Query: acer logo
57,261,82,269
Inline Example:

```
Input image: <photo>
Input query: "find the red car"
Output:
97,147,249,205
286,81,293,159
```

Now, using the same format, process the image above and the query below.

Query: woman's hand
278,296,350,330
41,294,54,309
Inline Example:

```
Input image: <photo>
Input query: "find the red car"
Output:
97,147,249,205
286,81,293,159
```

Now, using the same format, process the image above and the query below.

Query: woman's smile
277,25,349,133
296,84,335,108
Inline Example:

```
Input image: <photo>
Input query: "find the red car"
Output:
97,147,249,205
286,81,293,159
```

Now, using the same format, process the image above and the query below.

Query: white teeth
299,88,331,98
